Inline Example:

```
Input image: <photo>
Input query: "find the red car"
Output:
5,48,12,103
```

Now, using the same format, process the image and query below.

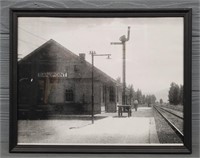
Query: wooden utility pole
89,51,111,124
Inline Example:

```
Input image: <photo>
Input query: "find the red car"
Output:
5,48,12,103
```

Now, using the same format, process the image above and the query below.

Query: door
101,85,106,113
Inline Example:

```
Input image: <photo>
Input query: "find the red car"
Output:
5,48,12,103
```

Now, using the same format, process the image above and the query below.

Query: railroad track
153,105,184,141
158,106,183,119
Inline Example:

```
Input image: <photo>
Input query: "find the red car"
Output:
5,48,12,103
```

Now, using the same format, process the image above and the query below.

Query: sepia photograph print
10,9,192,153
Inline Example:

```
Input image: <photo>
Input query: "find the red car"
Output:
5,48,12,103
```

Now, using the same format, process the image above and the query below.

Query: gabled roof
19,39,79,64
19,39,118,84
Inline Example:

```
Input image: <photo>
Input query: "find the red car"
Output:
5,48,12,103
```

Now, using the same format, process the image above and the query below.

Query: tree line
168,82,183,105
126,84,156,106
116,77,157,106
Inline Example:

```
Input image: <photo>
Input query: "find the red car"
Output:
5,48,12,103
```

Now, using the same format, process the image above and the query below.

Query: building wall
18,43,118,116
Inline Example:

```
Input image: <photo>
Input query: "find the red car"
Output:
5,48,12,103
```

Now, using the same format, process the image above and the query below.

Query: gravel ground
153,108,183,144
159,108,183,134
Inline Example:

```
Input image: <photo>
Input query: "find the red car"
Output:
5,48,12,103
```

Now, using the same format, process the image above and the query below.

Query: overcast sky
18,17,183,96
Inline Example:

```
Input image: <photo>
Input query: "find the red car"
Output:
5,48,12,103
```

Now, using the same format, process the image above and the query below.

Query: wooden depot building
18,39,122,119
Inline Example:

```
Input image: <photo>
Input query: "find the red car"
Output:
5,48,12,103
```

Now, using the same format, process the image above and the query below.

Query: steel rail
155,105,183,119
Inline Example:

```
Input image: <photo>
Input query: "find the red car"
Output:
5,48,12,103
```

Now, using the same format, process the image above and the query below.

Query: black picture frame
9,8,192,154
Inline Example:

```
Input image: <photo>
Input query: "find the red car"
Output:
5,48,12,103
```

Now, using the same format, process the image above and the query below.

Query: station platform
18,107,160,145
63,116,160,144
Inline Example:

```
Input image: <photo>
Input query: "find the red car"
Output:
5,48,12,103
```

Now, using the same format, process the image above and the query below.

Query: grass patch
160,103,183,112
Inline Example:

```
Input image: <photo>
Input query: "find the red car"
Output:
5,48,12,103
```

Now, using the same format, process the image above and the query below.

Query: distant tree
132,88,137,101
168,83,174,104
179,85,183,105
145,95,149,105
146,94,156,106
142,95,146,104
146,95,152,107
136,89,142,104
168,82,180,105
128,84,134,105
160,99,163,105
151,95,156,104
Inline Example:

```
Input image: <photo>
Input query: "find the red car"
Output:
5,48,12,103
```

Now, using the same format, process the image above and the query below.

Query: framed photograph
10,8,192,153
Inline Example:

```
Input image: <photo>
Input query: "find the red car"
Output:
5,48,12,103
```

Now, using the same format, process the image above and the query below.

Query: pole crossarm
89,51,96,55
110,42,122,45
93,54,111,57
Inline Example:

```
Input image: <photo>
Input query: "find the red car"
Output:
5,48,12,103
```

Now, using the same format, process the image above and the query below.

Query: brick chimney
79,53,85,61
